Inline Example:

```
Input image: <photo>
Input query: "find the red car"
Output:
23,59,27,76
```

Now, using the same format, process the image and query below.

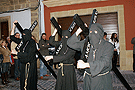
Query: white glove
77,60,90,69
76,27,82,36
45,56,53,61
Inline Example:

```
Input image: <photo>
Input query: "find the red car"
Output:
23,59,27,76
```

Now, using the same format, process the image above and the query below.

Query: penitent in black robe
49,35,77,90
67,23,114,90
10,34,37,90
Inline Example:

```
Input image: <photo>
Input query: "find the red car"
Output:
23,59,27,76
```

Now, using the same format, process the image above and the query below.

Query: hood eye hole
62,36,68,38
90,31,92,33
95,30,98,34
65,36,68,38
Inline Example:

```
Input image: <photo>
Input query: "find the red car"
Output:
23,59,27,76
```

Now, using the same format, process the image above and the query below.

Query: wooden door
58,12,119,66
1,21,9,40
58,12,118,39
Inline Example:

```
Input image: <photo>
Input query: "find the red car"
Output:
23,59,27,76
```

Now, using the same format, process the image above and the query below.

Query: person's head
41,33,46,40
61,30,71,50
61,30,71,39
103,32,107,39
111,33,119,42
111,33,117,39
89,23,104,48
6,37,10,42
61,30,71,45
0,39,6,47
104,32,107,37
22,29,32,43
15,32,20,39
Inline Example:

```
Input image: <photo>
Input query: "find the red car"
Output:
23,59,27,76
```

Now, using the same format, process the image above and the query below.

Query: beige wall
43,0,107,7
50,5,133,71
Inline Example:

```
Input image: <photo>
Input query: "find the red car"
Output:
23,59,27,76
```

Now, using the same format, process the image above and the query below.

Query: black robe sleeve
131,37,135,44
53,48,76,63
10,35,21,44
49,36,60,48
67,33,85,52
17,40,36,63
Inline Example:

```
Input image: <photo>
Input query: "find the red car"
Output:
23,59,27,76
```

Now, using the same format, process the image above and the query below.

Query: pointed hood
22,29,32,43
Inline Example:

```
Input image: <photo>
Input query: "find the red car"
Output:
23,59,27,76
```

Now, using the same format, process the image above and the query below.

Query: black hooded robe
49,30,77,90
10,30,37,90
67,23,114,90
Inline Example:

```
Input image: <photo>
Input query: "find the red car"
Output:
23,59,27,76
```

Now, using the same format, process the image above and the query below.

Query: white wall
39,0,45,36
0,10,31,37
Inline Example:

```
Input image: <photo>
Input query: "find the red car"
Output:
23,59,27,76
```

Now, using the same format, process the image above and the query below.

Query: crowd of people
0,19,134,90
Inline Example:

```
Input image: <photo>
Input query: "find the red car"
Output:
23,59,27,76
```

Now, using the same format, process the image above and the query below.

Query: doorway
1,21,9,40
58,12,120,66
0,16,11,40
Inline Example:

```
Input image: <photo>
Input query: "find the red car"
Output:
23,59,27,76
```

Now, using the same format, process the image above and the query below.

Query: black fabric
67,23,114,89
62,30,71,37
49,30,77,90
18,39,37,90
10,31,37,90
131,37,135,54
133,54,135,71
89,23,104,49
22,29,32,44
10,35,21,44
131,37,135,71
112,51,118,67
61,30,71,52
89,23,104,38
114,42,116,48
55,65,77,90
49,36,60,48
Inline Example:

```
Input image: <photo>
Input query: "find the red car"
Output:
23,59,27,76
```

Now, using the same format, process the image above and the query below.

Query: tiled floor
0,68,135,90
